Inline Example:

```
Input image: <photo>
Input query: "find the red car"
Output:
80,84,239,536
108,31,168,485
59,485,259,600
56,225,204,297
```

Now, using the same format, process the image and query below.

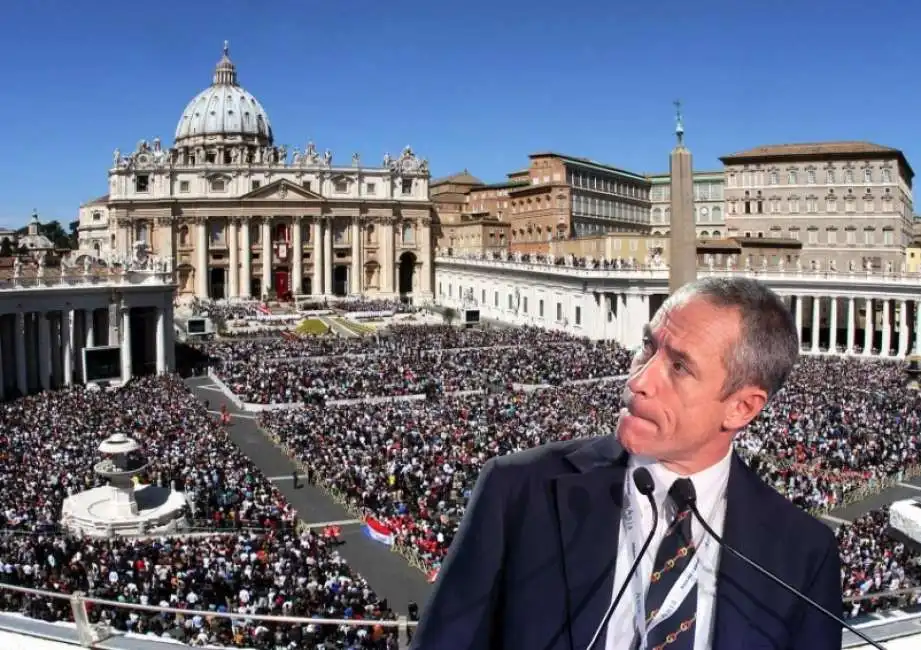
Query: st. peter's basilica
78,43,434,301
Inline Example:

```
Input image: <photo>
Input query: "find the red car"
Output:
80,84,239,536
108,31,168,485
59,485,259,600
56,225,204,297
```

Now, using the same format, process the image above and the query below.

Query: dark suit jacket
410,436,843,650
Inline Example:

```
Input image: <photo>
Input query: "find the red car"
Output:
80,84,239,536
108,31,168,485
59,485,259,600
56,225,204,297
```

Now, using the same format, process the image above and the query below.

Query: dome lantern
212,40,238,86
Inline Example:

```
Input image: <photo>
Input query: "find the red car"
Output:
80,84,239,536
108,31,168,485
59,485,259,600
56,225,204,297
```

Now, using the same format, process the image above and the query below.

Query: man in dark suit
411,277,842,650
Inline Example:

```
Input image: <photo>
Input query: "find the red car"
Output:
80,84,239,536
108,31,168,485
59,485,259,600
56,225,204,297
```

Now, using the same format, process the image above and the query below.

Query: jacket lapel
552,436,628,650
712,454,780,650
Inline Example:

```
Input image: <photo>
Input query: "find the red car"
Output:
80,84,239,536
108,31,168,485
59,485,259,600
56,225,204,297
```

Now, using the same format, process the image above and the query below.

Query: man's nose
627,353,662,398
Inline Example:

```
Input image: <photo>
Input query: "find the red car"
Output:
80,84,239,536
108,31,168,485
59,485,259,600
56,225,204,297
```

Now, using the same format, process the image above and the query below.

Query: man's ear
722,386,767,431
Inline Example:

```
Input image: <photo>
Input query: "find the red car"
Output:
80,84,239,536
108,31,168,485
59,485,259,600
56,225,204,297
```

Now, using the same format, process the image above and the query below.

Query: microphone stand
688,504,887,650
585,492,659,650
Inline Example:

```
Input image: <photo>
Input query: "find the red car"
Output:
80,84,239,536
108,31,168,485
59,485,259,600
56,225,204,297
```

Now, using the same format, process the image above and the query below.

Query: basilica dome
174,43,273,146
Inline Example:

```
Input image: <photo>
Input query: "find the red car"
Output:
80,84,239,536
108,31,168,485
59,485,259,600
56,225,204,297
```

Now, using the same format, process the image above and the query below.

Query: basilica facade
82,44,433,301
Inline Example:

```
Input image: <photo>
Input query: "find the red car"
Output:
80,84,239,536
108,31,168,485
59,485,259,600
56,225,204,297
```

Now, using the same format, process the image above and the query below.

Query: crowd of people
206,326,633,404
0,376,399,647
259,352,921,618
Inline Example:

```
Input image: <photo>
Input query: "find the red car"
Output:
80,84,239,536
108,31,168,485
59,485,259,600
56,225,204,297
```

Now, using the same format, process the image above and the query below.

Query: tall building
720,142,914,271
647,171,725,238
82,44,434,301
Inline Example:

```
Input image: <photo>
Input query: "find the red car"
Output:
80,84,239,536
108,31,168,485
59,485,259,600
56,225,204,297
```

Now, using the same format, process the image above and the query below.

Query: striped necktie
639,491,698,650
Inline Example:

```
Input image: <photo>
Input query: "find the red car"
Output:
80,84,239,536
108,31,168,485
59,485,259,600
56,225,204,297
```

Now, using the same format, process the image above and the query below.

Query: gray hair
657,277,798,399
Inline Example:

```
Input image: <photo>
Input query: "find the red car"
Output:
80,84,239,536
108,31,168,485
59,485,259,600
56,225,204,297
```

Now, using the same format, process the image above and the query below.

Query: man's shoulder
489,436,604,475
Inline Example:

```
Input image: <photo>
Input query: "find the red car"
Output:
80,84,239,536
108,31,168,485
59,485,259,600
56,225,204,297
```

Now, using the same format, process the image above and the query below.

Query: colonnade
0,303,174,401
790,295,921,357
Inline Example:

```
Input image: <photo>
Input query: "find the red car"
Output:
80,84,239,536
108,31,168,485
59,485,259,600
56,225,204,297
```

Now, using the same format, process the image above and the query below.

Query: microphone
585,467,658,650
669,479,887,650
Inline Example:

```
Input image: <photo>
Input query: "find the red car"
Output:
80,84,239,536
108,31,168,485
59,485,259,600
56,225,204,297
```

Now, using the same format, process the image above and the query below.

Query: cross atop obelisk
674,99,685,146
668,100,696,293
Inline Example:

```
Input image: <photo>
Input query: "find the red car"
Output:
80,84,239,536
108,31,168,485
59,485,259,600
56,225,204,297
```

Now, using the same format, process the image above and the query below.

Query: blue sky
0,0,916,227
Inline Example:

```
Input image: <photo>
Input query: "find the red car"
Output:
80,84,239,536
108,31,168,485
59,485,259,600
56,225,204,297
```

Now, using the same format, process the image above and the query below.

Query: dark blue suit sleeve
792,531,844,650
410,457,506,650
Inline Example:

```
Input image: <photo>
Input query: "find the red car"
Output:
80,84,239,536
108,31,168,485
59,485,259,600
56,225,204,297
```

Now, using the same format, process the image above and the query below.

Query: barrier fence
0,581,416,649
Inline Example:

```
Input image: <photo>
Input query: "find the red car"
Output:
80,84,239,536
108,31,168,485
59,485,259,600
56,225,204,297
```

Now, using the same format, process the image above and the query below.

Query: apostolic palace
79,43,434,302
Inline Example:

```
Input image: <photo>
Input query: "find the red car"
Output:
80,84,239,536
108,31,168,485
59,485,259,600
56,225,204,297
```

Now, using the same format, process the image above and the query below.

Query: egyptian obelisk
669,101,696,293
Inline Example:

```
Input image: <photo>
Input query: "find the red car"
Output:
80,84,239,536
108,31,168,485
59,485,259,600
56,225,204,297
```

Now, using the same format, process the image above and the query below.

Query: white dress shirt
605,447,733,650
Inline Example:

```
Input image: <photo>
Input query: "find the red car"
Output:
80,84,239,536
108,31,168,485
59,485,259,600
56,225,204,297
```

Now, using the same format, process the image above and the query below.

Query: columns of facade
880,299,892,357
811,296,821,353
195,218,208,298
292,216,303,296
38,314,50,391
829,297,838,354
165,301,175,372
312,218,323,296
120,308,132,384
897,300,909,357
915,300,921,355
420,218,433,296
85,309,95,348
261,218,272,297
863,298,874,355
63,309,73,387
49,315,61,388
155,307,167,374
794,296,803,350
240,218,252,298
381,220,395,294
16,313,27,395
227,218,239,299
846,298,856,354
351,217,361,295
323,218,333,295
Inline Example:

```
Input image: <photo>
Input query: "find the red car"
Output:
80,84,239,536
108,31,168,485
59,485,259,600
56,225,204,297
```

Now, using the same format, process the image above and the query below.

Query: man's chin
616,414,658,453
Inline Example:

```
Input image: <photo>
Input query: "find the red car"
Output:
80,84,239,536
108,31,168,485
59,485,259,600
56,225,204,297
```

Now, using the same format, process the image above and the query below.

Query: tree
443,307,458,326
0,238,12,257
67,220,79,249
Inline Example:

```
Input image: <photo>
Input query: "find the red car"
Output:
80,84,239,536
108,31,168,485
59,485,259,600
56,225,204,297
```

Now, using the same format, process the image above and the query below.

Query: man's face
616,297,746,473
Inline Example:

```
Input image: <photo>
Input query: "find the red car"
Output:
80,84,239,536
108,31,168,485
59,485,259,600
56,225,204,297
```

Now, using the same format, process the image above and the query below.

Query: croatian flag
363,517,394,546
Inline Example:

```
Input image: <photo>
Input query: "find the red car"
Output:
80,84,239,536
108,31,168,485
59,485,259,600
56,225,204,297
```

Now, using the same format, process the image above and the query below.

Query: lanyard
622,472,725,650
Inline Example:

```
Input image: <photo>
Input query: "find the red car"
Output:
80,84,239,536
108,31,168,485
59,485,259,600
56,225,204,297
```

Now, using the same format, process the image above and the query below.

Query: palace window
179,181,190,193
882,169,892,183
864,229,875,245
135,222,149,244
826,170,836,184
556,303,563,321
251,180,261,190
846,229,856,245
807,170,816,184
574,306,581,326
211,178,225,192
365,182,376,195
401,179,413,195
788,171,798,184
402,222,415,244
884,230,894,246
539,299,545,317
864,169,873,183
334,179,348,193
135,175,149,192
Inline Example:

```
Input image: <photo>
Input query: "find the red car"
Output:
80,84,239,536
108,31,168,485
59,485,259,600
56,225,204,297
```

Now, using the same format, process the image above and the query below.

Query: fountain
61,432,188,537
